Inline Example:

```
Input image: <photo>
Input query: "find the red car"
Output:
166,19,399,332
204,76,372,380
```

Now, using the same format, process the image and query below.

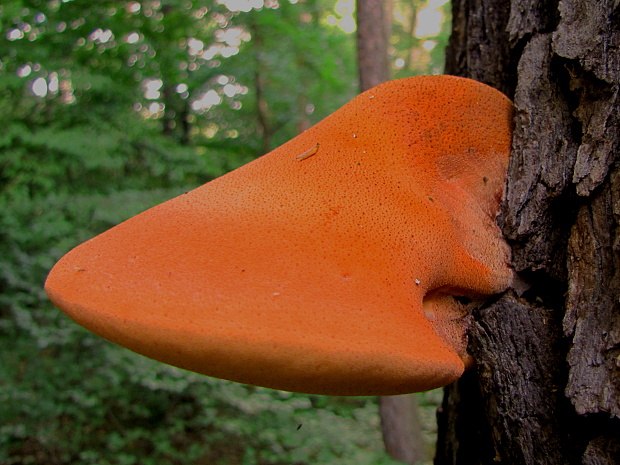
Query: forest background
0,0,451,464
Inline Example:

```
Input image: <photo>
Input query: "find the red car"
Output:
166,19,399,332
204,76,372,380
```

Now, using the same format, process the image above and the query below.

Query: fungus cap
45,75,513,396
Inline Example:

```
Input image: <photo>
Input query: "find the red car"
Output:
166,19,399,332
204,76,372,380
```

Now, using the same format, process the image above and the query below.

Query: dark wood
438,0,620,463
435,371,495,465
445,0,515,97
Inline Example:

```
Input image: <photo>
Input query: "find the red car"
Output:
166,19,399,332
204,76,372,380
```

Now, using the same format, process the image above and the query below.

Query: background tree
436,1,620,463
356,0,389,91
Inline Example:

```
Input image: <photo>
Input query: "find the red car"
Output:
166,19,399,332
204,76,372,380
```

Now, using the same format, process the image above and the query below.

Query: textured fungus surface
45,75,514,395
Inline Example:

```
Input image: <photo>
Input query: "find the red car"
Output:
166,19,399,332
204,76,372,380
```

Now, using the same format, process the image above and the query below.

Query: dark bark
248,18,273,155
444,0,516,97
438,0,620,464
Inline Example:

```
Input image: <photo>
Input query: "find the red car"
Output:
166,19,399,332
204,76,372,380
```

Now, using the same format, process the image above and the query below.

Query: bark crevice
439,0,620,463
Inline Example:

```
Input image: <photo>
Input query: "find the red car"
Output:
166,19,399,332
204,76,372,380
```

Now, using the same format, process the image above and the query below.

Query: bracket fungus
45,75,514,396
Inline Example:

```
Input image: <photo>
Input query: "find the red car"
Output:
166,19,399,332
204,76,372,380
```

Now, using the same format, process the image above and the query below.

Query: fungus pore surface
45,75,514,395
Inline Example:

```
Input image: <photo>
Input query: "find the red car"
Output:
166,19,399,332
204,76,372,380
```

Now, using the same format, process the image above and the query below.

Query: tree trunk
379,395,428,464
437,1,620,464
248,18,273,155
356,0,390,92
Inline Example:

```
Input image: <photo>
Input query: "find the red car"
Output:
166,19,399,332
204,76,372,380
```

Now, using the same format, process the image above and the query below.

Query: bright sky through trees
5,0,449,127
415,0,449,38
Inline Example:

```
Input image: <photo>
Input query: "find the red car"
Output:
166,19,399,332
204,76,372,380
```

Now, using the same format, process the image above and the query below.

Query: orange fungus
45,75,514,395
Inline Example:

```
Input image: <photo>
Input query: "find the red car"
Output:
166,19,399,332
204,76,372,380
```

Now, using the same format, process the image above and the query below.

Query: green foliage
390,0,452,78
0,0,448,463
1,190,401,465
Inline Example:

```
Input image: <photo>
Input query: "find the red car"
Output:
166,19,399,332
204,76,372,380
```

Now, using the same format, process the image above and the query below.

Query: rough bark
438,0,620,464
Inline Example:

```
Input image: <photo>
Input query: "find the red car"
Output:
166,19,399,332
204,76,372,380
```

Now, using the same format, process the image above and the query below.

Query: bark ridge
438,0,620,463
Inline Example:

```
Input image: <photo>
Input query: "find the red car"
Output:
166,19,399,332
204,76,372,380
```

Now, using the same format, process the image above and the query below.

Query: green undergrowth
0,190,404,465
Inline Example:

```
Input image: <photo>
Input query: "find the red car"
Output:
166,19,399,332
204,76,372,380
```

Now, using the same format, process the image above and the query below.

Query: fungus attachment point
45,76,514,396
